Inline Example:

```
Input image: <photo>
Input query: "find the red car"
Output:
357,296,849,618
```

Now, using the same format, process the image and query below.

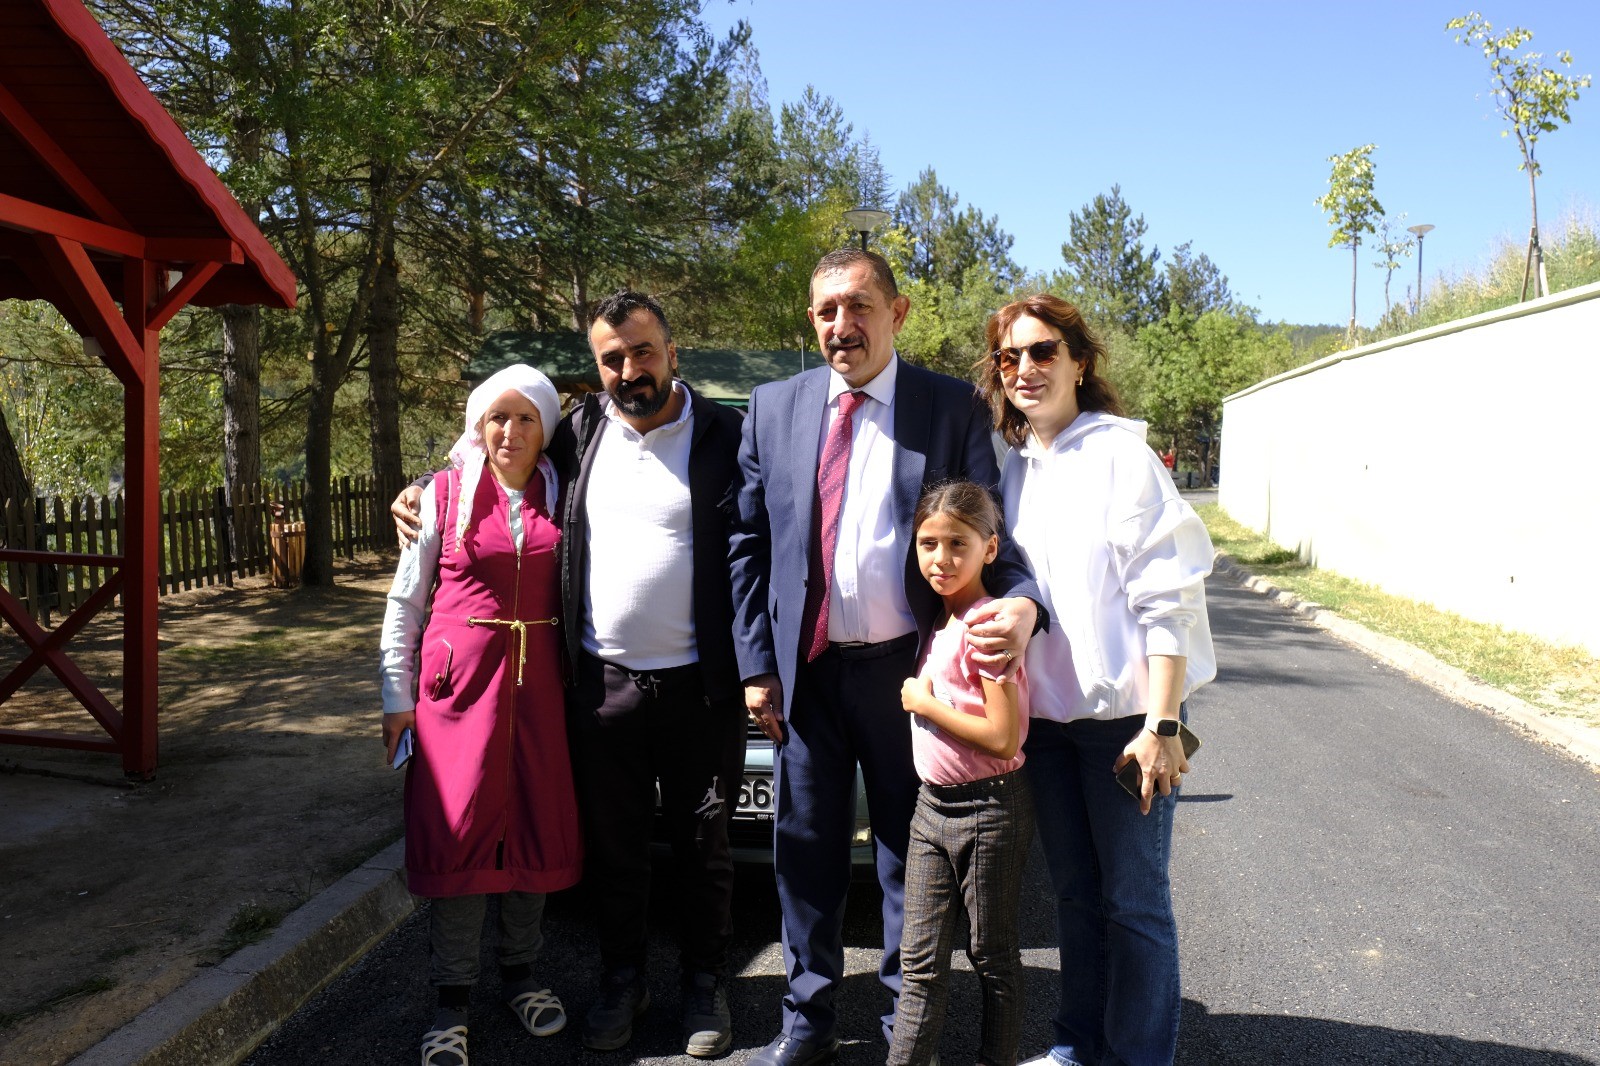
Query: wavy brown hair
977,293,1123,448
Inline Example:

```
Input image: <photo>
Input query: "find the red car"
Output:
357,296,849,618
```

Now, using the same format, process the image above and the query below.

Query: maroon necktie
803,390,865,662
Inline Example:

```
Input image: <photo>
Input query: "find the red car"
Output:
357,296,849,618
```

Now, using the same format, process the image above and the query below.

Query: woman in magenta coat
380,364,581,1066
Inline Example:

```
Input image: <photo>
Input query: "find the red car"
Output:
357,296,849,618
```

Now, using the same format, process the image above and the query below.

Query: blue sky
702,0,1599,327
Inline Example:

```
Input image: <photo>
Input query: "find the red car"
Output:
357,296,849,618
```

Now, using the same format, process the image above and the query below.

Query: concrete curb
1213,553,1600,771
73,839,416,1066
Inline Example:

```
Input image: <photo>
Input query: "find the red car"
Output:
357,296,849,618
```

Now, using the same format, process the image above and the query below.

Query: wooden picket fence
0,476,392,625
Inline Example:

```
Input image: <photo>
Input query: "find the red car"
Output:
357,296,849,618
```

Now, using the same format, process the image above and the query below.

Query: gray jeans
888,771,1036,1066
429,891,546,988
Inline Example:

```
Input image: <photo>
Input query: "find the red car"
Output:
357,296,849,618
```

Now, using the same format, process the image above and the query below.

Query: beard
609,374,673,418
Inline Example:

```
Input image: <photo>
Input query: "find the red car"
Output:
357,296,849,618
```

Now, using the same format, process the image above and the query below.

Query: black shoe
681,972,732,1058
582,968,650,1051
748,1031,840,1066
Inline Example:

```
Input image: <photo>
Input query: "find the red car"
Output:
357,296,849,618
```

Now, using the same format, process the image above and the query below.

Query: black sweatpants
567,652,746,977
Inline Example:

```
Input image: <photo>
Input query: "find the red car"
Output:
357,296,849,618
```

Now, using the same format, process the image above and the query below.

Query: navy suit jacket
729,357,1042,714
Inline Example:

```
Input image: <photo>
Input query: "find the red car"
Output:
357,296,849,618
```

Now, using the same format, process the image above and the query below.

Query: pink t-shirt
911,597,1029,786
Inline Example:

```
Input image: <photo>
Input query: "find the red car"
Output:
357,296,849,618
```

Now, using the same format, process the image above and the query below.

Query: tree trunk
1348,242,1358,341
220,304,261,500
367,211,405,540
221,0,265,501
302,370,337,586
0,402,32,509
1528,168,1548,299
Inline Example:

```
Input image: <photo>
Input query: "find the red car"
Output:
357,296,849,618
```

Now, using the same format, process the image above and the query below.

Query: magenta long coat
403,465,582,898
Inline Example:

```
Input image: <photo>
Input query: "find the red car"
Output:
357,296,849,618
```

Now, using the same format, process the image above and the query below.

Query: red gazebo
0,0,296,777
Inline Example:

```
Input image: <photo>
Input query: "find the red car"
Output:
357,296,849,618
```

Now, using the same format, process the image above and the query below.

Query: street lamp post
1408,223,1434,314
842,206,891,252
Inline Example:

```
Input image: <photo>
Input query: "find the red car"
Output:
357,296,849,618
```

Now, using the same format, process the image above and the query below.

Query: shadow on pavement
1175,997,1591,1065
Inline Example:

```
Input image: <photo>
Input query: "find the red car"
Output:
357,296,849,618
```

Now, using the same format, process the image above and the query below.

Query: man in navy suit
730,249,1043,1066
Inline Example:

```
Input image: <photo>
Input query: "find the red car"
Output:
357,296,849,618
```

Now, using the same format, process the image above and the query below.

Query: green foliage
891,168,1019,291
775,85,867,211
1447,11,1590,298
1126,307,1294,468
896,263,1013,381
1314,144,1384,335
214,901,289,960
1359,207,1600,344
1372,213,1416,314
1447,11,1591,181
1162,241,1233,318
715,188,859,353
1314,144,1383,252
0,304,122,498
1055,185,1164,334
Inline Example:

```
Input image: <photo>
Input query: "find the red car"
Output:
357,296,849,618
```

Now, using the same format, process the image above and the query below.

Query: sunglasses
991,338,1068,375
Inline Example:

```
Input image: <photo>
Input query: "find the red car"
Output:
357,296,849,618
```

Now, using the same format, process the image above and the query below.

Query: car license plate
736,772,774,818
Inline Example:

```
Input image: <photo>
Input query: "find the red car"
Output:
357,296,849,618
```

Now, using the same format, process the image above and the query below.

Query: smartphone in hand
391,726,415,770
1116,721,1200,798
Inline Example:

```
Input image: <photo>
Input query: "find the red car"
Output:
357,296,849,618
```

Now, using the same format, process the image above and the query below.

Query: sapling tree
1373,213,1415,316
1447,11,1591,299
1314,144,1383,341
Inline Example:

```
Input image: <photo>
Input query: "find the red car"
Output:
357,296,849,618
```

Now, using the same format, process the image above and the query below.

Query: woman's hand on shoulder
964,597,1038,679
1112,727,1189,816
391,486,424,548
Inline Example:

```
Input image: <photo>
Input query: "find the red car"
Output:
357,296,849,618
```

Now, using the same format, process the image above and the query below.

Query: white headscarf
448,364,561,552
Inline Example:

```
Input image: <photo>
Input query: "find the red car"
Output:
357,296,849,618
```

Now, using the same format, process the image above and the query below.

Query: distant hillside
1281,323,1342,361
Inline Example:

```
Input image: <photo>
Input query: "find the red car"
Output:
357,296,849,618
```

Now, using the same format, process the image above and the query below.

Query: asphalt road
247,577,1600,1065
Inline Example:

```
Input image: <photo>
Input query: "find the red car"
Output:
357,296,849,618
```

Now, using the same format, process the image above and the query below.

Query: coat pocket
426,638,455,701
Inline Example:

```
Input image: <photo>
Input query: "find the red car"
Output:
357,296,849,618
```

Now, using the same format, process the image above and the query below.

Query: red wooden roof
0,0,295,309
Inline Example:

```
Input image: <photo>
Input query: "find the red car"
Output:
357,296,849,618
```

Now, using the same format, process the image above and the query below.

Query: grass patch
213,901,290,960
1198,504,1600,727
0,976,117,1030
170,623,370,665
171,627,295,663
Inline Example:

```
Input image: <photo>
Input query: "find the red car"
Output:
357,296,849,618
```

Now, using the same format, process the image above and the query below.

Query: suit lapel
791,370,827,530
891,361,929,538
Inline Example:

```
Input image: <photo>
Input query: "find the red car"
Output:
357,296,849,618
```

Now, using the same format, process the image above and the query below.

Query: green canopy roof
466,331,810,408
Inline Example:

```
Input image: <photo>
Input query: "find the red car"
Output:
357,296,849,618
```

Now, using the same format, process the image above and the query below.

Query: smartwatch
1150,718,1180,738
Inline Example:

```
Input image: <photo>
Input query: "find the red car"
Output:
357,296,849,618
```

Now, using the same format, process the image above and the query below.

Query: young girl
380,364,581,1066
889,480,1036,1066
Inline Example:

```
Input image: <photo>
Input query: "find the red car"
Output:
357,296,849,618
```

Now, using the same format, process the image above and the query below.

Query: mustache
826,336,864,354
618,376,658,392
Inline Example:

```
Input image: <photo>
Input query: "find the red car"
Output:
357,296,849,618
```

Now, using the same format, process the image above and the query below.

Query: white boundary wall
1220,281,1600,656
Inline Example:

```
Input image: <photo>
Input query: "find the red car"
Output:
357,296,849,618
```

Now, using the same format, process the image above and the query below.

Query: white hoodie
1000,410,1216,723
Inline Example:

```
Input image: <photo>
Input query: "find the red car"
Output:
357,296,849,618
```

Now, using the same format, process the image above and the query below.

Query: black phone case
1116,721,1200,798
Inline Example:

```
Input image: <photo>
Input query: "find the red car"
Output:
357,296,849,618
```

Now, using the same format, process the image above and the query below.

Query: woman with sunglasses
977,294,1215,1066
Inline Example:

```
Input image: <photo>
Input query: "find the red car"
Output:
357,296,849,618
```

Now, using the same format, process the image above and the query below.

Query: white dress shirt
820,354,916,643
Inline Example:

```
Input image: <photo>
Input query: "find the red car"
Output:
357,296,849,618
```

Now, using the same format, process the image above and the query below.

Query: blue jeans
1025,714,1180,1066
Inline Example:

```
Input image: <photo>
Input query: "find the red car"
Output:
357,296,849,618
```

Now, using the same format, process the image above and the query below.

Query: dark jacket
728,358,1043,715
548,383,745,702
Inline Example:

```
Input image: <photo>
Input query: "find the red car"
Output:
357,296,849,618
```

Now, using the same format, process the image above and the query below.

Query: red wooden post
121,259,158,778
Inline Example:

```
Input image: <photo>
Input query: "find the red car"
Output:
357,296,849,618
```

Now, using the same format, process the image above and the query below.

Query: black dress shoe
748,1031,840,1066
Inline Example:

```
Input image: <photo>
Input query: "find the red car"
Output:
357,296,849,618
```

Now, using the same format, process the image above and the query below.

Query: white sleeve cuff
1144,621,1190,659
